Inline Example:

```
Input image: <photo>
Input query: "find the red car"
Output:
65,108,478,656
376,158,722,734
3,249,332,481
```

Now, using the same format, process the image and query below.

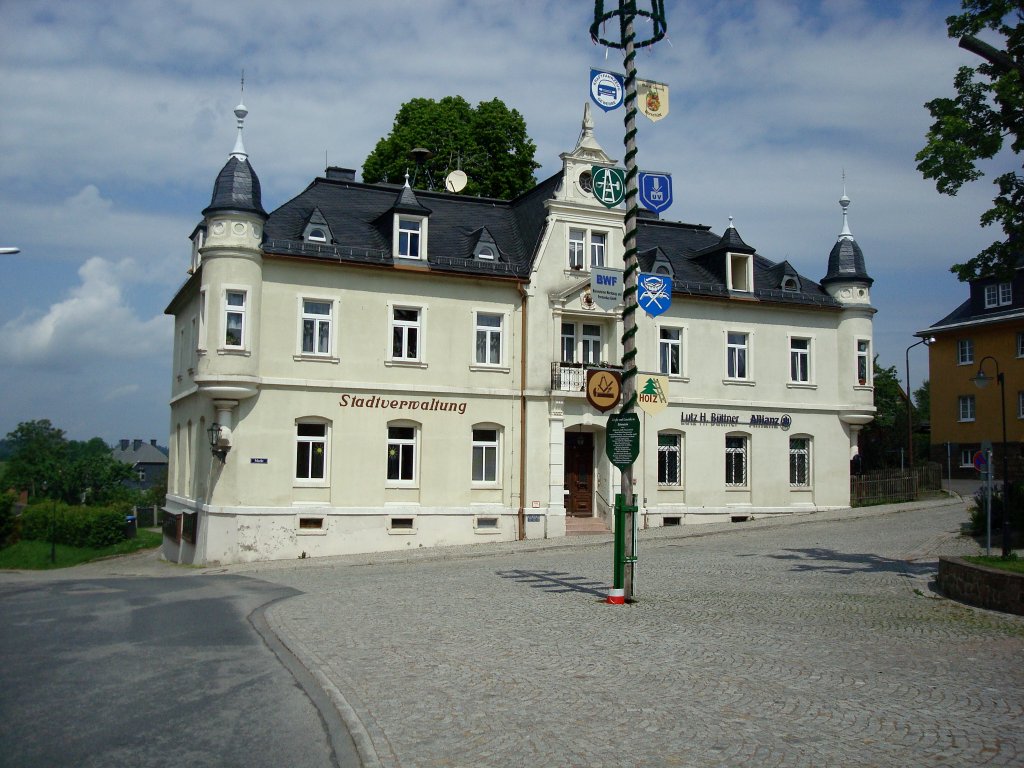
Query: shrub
20,502,128,549
0,492,17,548
969,480,1024,538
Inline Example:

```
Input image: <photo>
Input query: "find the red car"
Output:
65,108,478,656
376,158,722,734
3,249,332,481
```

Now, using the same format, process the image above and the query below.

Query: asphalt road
0,575,355,768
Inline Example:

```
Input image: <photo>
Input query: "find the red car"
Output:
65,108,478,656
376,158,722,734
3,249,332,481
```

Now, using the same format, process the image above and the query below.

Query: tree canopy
361,96,540,200
916,1,1024,280
1,420,135,505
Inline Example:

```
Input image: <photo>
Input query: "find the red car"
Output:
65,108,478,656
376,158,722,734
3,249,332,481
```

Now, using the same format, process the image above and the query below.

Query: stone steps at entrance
565,516,611,536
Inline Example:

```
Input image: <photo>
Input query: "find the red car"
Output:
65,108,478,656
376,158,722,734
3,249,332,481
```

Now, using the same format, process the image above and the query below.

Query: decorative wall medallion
212,222,225,235
232,222,246,235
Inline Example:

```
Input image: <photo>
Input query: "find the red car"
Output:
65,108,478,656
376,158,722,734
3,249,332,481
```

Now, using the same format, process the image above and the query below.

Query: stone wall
937,557,1024,616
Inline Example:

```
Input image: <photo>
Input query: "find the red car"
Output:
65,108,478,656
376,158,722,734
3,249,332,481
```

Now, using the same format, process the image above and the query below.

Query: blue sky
0,0,1003,442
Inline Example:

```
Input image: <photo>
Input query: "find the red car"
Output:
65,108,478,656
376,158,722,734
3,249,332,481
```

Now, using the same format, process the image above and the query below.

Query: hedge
20,502,129,549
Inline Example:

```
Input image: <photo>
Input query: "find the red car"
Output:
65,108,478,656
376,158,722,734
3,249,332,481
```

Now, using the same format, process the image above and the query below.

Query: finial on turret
231,71,248,160
838,183,853,241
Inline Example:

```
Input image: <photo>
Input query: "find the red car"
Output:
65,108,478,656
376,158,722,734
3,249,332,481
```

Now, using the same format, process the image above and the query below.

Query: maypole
591,1,666,603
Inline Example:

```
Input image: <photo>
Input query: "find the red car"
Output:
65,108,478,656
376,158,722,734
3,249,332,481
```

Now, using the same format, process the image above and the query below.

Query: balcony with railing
550,362,623,392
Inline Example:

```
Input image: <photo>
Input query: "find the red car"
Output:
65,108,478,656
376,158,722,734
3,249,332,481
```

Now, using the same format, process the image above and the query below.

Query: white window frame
1000,282,1013,305
298,297,335,358
789,436,811,488
223,288,247,350
725,434,748,488
958,394,976,422
726,331,750,381
388,303,425,365
581,324,602,365
307,228,327,243
1018,390,1024,420
984,282,1012,308
197,290,207,353
471,426,501,486
957,339,974,366
727,253,753,292
474,311,504,367
789,336,812,384
560,322,577,363
657,431,682,487
394,215,427,260
295,420,329,486
959,448,976,468
590,232,607,268
856,339,871,386
386,422,419,486
568,228,586,270
1017,332,1024,358
659,326,683,377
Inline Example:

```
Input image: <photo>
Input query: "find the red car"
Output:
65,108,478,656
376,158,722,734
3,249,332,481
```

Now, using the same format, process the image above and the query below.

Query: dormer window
478,246,494,261
395,216,427,260
728,253,753,292
781,276,799,291
984,282,1012,308
307,229,327,243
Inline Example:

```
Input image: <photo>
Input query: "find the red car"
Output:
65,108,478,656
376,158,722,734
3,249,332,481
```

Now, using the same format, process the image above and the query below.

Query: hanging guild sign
639,171,673,214
590,266,623,310
590,68,625,112
637,78,669,122
586,368,622,413
592,166,626,208
637,273,673,316
637,374,669,415
606,412,640,470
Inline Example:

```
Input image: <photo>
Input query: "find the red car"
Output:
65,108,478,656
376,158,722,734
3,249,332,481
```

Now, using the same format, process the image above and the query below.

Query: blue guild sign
639,172,673,213
590,69,625,112
637,273,673,316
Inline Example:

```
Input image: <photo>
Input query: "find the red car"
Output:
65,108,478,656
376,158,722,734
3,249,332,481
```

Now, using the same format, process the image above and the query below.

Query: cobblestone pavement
237,500,1023,768
7,499,1021,767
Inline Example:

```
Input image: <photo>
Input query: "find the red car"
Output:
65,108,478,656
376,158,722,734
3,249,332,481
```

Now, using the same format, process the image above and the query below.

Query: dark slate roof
822,236,872,286
203,157,267,218
637,218,839,307
111,440,169,466
264,175,540,278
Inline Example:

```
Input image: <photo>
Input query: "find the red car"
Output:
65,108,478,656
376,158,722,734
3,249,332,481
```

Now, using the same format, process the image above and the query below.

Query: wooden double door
565,432,594,517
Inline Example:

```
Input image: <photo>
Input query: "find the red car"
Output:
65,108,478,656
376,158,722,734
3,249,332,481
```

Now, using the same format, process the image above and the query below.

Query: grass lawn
0,529,163,570
963,555,1024,574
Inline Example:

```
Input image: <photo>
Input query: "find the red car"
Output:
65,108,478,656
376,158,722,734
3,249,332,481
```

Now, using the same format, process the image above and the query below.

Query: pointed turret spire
231,72,248,160
822,182,871,287
203,80,266,218
573,102,605,155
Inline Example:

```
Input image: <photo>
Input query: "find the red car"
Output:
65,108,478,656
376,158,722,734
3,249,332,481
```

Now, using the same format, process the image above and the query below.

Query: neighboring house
162,102,874,565
111,439,169,491
918,258,1023,480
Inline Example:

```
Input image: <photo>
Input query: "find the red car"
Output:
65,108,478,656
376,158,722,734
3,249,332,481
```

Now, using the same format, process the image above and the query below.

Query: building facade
919,261,1023,481
163,103,875,565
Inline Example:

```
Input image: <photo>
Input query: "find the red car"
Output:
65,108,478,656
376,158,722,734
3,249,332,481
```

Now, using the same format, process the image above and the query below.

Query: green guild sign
592,166,626,208
606,412,640,470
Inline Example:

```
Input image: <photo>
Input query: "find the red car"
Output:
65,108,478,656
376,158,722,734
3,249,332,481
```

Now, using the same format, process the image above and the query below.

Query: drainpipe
517,282,528,541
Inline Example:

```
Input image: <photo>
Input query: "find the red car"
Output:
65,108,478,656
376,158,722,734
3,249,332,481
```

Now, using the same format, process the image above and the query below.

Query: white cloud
0,255,171,369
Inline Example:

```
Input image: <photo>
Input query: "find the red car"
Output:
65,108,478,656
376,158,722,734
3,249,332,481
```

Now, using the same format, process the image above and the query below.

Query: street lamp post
971,356,1012,557
905,336,935,468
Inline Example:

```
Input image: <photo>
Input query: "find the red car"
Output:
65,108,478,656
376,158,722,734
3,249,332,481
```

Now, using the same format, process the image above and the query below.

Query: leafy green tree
916,1,1024,280
362,96,540,200
859,362,911,470
3,420,66,498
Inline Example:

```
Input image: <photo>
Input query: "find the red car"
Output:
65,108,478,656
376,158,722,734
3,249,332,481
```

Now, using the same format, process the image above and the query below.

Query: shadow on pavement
764,548,936,577
496,568,607,596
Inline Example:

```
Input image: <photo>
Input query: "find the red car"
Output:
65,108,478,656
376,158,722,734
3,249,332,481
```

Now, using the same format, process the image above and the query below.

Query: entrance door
564,432,594,517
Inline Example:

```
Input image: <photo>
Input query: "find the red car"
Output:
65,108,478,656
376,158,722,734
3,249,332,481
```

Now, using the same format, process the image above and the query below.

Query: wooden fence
850,463,941,507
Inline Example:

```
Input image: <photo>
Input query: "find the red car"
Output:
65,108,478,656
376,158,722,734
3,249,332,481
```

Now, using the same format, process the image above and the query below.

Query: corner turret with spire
821,188,872,307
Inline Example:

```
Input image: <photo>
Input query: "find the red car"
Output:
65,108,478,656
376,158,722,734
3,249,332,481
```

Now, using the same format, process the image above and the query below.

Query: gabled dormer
693,218,757,293
302,207,334,245
639,246,674,278
469,226,503,263
767,260,802,292
383,175,431,261
555,103,618,205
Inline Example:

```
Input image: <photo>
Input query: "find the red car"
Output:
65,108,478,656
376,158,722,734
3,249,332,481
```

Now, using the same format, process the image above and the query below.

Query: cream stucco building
163,103,874,565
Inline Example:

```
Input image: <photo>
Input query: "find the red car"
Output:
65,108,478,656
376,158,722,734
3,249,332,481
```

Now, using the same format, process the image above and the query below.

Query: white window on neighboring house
957,339,973,365
1018,391,1023,419
295,422,328,482
569,229,586,269
391,307,421,362
958,395,976,422
475,312,502,366
1018,332,1024,358
225,290,246,348
397,217,422,259
725,435,748,487
959,448,976,468
984,282,1012,308
790,338,810,383
1000,282,1013,305
856,339,871,385
387,424,417,483
727,332,748,379
789,437,811,487
301,299,332,356
658,432,682,486
471,427,500,484
659,327,682,376
581,324,602,365
590,232,606,268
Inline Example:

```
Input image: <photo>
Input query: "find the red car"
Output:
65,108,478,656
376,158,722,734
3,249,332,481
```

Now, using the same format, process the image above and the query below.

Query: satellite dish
445,169,467,193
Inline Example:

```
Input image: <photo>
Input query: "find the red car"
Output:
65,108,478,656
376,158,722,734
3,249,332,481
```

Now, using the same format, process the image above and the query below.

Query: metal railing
550,362,623,392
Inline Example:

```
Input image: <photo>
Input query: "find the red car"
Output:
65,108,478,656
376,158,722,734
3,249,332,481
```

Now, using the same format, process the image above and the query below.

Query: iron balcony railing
551,362,623,392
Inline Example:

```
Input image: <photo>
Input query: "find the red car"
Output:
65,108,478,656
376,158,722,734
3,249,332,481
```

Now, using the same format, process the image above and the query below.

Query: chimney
150,439,158,446
325,166,356,182
120,439,129,451
133,439,142,451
